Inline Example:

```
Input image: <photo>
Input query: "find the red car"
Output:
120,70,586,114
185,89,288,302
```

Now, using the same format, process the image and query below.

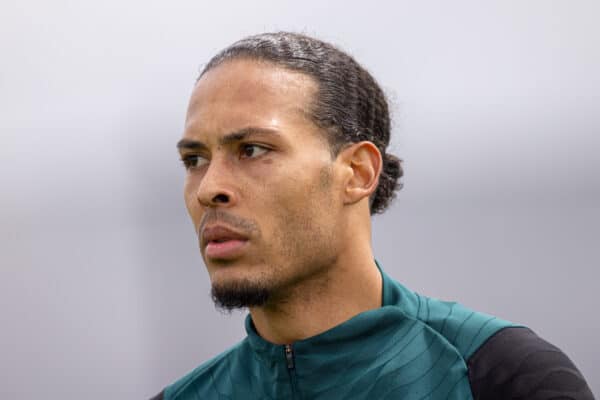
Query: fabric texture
468,326,594,399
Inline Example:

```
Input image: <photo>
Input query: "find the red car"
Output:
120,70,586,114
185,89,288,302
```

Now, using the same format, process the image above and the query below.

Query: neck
248,238,382,345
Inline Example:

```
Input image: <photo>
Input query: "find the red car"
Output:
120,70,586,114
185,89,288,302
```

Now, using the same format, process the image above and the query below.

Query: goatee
211,280,271,311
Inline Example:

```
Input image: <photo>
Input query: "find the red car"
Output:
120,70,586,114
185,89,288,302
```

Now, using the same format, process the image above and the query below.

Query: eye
240,144,269,159
180,154,209,170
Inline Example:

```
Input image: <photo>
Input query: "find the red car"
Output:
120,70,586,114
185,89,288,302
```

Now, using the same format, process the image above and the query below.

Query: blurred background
1,0,598,398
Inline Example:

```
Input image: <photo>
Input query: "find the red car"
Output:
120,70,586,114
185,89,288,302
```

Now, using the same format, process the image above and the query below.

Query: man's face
179,59,345,309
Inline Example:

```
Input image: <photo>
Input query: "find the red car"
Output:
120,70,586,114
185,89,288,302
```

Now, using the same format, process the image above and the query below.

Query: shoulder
154,339,252,400
467,326,594,399
414,293,515,360
386,274,515,360
389,285,594,398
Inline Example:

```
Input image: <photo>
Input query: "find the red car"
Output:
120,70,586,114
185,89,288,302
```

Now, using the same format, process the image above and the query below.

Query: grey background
1,1,598,398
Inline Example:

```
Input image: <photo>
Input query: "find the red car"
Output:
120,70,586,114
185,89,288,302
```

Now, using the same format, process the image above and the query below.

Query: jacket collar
244,261,411,364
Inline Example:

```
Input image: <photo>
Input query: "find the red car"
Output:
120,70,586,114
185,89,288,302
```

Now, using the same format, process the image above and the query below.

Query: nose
195,158,237,208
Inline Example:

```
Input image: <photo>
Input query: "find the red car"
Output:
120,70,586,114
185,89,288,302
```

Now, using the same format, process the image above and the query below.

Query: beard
211,278,271,311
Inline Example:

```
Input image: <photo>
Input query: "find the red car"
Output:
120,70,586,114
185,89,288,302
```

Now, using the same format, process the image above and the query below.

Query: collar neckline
244,260,404,359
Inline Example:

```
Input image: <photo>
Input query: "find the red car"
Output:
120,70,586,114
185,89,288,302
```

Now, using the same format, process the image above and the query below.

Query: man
152,32,593,399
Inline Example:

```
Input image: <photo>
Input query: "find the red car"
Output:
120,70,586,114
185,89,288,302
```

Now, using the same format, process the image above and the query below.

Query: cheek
183,177,202,225
258,169,308,210
266,166,336,231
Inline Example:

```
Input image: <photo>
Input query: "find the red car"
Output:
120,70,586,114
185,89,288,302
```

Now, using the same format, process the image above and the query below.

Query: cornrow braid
199,32,403,214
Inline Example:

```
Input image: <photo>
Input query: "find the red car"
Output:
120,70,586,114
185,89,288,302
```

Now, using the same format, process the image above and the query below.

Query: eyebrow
176,127,281,151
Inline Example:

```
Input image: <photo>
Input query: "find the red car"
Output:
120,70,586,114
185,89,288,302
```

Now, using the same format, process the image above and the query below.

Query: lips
201,225,249,259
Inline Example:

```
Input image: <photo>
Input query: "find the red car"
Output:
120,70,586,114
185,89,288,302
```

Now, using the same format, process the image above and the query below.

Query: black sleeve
148,389,164,400
467,326,594,399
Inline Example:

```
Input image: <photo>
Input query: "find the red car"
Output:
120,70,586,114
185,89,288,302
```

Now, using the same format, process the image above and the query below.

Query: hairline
198,55,348,159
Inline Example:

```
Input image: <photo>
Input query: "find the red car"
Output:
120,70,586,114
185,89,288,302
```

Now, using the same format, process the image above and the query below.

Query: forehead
184,59,318,138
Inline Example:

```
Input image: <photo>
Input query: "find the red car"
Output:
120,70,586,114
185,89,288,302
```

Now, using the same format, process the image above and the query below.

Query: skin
179,58,384,344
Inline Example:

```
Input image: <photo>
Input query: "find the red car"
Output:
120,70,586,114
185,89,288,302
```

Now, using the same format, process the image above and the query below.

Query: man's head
199,32,403,214
178,32,403,311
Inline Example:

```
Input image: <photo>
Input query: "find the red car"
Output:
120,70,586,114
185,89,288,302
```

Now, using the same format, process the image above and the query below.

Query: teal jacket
161,265,516,399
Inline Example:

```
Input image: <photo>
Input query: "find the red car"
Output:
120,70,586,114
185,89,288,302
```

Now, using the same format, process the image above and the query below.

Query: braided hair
199,32,403,214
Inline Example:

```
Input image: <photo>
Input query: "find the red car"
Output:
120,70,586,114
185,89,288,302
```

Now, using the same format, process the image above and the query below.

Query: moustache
198,209,260,237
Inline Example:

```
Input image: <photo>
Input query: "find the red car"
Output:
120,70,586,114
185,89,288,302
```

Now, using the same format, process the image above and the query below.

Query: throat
249,262,383,345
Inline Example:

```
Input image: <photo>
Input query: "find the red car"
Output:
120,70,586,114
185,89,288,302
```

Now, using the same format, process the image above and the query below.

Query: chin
210,275,272,311
206,262,274,310
208,260,257,283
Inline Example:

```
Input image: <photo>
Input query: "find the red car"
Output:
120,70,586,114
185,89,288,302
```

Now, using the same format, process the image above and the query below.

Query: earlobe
341,141,382,207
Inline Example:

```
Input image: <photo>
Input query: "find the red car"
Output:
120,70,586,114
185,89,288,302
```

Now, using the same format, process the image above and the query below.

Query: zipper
284,344,295,369
284,344,298,398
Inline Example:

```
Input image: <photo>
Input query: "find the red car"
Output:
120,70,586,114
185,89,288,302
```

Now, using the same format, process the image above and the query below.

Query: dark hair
199,32,403,214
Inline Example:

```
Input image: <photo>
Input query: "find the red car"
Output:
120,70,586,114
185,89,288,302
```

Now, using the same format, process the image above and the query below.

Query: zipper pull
284,344,295,369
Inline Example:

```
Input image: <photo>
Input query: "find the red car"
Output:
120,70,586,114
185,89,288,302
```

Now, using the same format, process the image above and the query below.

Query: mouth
201,225,249,260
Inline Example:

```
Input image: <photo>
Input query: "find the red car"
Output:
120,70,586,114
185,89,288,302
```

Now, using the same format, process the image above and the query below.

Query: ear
338,141,382,207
